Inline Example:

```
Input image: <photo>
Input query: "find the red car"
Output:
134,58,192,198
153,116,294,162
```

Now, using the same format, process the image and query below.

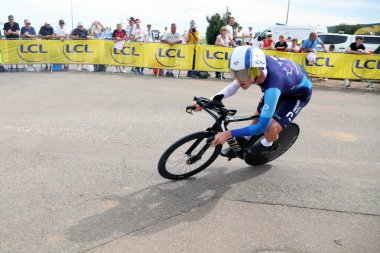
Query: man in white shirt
244,26,254,45
146,24,153,43
225,17,235,45
126,17,135,40
54,19,69,70
130,18,147,75
161,23,182,77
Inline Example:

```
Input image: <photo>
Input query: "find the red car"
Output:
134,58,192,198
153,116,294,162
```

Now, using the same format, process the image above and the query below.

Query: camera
191,28,196,32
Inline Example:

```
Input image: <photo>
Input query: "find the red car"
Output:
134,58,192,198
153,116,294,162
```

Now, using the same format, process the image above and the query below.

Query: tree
205,12,239,45
333,23,365,34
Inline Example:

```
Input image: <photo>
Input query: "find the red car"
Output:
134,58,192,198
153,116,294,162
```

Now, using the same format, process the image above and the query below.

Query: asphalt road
0,72,379,253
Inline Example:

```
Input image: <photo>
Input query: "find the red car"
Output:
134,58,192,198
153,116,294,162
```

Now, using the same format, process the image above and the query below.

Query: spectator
215,26,236,79
225,17,236,43
130,18,147,75
146,24,153,43
90,20,105,39
186,20,201,78
126,17,136,73
38,21,54,71
275,35,288,51
70,22,89,71
20,19,37,72
161,26,168,39
3,15,20,71
38,21,54,39
234,26,243,46
302,32,326,52
126,17,135,40
20,19,36,39
344,36,369,88
328,44,335,52
54,19,69,71
260,32,274,50
112,23,127,73
161,23,182,77
244,26,254,45
286,38,300,53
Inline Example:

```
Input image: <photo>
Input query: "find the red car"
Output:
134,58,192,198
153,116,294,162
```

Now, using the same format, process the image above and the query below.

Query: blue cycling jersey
231,55,312,138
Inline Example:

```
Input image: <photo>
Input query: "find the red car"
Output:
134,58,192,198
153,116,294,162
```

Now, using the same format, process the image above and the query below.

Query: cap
266,32,272,36
45,20,51,25
8,15,14,20
190,20,195,25
128,17,134,21
77,22,83,27
24,19,31,24
59,19,65,24
190,24,197,29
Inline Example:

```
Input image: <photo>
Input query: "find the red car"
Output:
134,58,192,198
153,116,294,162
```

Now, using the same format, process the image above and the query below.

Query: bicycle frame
188,97,261,160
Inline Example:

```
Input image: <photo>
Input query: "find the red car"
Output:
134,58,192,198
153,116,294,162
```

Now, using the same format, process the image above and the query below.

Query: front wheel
158,131,222,180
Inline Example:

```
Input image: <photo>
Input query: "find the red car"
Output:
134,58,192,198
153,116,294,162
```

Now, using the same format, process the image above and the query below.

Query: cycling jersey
217,55,312,138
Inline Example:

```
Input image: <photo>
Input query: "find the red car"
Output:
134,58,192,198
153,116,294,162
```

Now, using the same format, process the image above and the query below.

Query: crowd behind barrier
1,15,379,84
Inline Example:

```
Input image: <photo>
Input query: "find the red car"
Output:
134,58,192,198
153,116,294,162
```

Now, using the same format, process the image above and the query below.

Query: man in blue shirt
302,32,326,52
20,19,36,39
38,21,54,39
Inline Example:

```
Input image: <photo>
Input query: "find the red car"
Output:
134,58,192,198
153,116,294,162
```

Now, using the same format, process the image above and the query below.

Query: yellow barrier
0,40,379,79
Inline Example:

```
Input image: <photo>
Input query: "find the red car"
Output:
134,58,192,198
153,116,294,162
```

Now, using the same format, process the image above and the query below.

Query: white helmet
229,46,266,71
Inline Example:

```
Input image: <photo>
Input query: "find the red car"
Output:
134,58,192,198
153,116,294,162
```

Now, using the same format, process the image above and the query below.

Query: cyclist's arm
231,88,281,137
211,79,240,101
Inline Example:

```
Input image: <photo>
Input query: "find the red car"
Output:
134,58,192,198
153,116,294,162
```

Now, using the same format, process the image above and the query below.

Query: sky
1,0,380,36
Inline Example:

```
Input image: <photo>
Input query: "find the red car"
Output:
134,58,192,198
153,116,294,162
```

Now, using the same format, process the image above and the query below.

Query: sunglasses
221,29,227,31
266,35,272,37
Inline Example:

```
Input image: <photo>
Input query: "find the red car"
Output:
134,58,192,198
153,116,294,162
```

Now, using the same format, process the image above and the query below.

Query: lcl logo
202,49,230,70
17,43,48,62
63,44,93,62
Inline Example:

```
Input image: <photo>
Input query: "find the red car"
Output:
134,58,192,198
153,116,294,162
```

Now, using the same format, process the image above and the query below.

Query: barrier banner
194,45,233,72
0,40,379,79
0,40,195,70
263,50,380,80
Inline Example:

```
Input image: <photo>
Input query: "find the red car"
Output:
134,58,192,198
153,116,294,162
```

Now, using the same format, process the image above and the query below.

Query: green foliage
205,11,239,45
333,23,365,34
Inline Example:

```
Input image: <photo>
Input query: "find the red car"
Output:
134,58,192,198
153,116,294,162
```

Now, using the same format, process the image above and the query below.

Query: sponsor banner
1,40,379,79
0,40,194,70
194,45,233,72
263,50,380,80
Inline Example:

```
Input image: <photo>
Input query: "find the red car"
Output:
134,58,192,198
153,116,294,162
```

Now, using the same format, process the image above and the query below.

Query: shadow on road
67,164,272,244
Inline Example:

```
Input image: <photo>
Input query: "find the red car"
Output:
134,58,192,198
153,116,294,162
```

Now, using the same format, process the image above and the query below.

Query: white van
317,33,380,52
253,24,327,47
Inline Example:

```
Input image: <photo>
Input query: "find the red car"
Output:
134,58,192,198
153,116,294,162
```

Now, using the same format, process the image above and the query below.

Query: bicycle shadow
67,164,272,245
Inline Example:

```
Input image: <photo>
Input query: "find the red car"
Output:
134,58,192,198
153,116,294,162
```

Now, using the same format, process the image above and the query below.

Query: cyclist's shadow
67,164,271,243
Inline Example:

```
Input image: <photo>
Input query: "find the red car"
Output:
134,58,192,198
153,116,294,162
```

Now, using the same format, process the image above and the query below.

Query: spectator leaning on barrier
126,17,135,40
113,23,127,73
328,44,335,52
54,20,69,71
215,26,236,79
71,22,89,72
3,15,20,72
38,21,54,71
344,36,369,88
161,23,182,77
286,38,300,53
21,19,37,72
244,26,253,45
146,24,153,43
38,21,54,39
235,26,243,46
90,20,105,39
275,35,288,51
261,32,274,50
186,20,201,78
301,32,326,53
20,19,36,39
130,18,147,75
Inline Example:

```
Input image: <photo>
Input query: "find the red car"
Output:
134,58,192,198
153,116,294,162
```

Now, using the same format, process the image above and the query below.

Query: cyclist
194,46,312,157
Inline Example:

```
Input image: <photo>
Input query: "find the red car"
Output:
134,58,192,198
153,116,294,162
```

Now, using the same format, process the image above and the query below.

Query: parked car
317,33,380,52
